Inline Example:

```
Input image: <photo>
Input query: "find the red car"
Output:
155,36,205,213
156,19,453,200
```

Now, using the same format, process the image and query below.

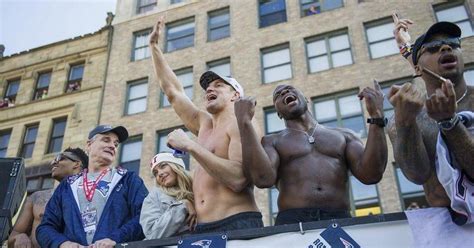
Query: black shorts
194,211,263,234
275,207,351,225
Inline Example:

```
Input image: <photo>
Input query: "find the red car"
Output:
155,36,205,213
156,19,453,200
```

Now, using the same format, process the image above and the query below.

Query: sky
0,0,117,56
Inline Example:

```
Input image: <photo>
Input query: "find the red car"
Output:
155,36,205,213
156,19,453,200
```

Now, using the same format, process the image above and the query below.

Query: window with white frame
365,20,398,59
0,129,11,158
132,30,151,61
207,58,231,77
435,3,473,38
313,92,367,138
306,31,353,73
350,175,381,216
137,0,156,14
157,127,192,169
394,165,427,210
120,136,143,174
166,18,195,52
161,68,193,107
125,79,148,115
208,8,230,41
261,44,292,84
300,0,344,17
47,117,67,154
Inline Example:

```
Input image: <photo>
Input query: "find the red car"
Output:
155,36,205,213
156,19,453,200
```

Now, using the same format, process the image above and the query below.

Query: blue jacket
36,168,148,247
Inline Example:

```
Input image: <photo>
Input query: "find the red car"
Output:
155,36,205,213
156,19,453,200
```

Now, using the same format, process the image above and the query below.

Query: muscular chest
197,127,230,157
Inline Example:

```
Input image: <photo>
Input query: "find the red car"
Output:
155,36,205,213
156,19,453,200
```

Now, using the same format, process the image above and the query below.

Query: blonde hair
156,162,194,204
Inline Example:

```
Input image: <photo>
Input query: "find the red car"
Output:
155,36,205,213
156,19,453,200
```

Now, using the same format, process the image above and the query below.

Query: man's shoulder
31,189,54,205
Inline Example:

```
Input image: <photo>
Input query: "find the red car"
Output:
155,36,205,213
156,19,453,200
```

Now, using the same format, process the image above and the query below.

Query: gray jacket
139,187,189,239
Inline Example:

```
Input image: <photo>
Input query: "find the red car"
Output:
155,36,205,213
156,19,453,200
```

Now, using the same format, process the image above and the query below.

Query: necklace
287,123,318,144
456,89,468,104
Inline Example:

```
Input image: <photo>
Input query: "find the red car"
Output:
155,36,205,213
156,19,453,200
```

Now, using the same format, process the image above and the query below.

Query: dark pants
275,208,351,225
194,211,263,234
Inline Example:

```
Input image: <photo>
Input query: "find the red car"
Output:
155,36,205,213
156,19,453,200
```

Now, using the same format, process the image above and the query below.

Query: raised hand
149,16,165,45
234,96,257,123
358,80,385,118
392,13,413,46
426,79,457,122
388,82,424,126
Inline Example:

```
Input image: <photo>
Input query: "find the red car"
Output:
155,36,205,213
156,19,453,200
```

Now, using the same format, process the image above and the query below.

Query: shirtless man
8,148,88,248
234,83,388,225
389,17,474,224
149,17,262,233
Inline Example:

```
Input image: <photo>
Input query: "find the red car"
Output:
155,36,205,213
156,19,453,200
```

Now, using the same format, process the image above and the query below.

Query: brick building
0,24,113,193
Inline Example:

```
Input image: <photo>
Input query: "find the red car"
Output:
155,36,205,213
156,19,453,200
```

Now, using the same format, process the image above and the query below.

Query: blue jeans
194,211,263,234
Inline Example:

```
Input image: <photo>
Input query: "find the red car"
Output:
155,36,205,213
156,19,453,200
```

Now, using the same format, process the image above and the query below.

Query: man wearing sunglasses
389,17,474,245
37,125,148,248
8,148,88,248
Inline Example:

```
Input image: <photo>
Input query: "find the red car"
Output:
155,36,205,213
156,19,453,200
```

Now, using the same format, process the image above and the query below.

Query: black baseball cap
88,125,129,143
412,22,461,65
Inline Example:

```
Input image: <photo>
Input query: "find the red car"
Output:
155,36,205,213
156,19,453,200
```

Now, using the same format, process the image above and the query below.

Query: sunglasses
53,153,79,164
418,38,461,58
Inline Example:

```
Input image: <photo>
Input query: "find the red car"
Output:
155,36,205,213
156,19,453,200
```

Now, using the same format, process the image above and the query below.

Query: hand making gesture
149,16,165,45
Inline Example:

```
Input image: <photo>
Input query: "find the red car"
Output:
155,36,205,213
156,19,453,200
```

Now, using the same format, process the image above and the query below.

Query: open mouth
206,94,217,101
284,95,297,105
439,54,457,66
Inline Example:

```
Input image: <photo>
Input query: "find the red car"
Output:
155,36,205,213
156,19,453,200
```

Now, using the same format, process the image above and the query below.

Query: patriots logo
191,239,212,248
96,180,110,197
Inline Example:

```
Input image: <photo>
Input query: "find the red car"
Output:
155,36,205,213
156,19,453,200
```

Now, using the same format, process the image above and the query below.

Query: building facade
0,24,113,193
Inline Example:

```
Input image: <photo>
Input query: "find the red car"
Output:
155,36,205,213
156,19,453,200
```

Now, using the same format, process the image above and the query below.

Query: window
300,0,343,17
207,58,231,77
259,0,287,28
20,124,39,159
170,0,183,4
166,18,195,52
132,30,151,61
350,175,381,216
47,118,67,154
269,187,279,224
34,72,51,100
261,44,292,84
394,165,427,210
313,92,366,138
161,68,193,107
465,66,474,86
120,136,143,174
4,79,20,104
264,108,285,134
208,8,230,41
137,0,156,14
157,127,192,169
26,176,54,193
435,3,473,38
365,20,398,59
126,79,148,115
306,31,353,73
66,64,83,93
0,129,11,158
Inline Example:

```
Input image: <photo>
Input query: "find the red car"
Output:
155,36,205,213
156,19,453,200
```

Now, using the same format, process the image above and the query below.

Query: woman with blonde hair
140,152,196,239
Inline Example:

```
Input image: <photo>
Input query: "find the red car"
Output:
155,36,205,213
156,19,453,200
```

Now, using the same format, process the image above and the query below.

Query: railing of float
117,212,413,248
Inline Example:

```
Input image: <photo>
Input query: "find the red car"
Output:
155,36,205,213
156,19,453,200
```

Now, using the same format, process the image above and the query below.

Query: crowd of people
6,13,473,248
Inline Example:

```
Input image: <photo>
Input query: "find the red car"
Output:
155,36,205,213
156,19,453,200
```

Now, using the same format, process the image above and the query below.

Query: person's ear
231,91,240,102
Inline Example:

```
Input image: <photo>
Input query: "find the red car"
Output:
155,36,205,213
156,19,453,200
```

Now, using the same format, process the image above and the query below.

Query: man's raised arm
346,81,387,184
234,97,279,188
387,83,432,184
149,17,206,135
